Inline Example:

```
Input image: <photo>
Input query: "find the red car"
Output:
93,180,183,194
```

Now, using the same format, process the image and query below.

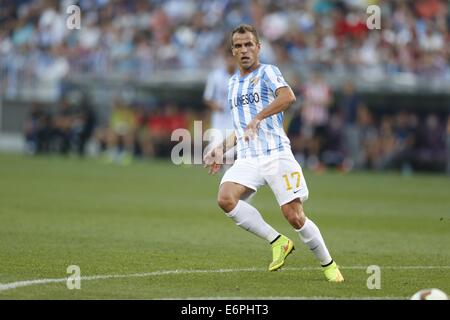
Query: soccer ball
410,288,448,300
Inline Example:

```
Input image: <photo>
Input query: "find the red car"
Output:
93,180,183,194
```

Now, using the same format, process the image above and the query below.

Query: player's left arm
244,86,296,141
256,86,296,120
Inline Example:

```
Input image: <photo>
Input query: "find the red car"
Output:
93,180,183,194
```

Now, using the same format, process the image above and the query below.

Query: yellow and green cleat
323,261,344,282
268,235,295,271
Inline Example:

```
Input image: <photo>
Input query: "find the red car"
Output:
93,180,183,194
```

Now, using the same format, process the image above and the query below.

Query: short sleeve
263,65,289,94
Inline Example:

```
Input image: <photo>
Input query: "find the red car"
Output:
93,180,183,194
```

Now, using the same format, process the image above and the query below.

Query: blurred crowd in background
23,77,450,174
1,0,449,173
23,95,192,162
1,0,450,90
287,75,450,173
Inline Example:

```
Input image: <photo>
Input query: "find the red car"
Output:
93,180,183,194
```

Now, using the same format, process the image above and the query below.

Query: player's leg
281,199,331,264
219,160,290,271
219,182,292,271
240,188,256,203
218,181,279,244
221,159,297,271
265,151,344,281
280,199,343,282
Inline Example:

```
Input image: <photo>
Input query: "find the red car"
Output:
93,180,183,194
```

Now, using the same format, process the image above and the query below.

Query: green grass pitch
0,153,449,299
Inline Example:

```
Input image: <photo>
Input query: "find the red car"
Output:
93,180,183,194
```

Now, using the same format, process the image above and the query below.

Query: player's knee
217,193,238,213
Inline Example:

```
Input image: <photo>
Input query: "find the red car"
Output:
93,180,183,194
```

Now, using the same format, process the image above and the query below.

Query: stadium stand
0,0,449,172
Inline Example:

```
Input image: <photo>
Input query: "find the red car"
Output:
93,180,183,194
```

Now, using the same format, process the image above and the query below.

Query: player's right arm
203,131,236,174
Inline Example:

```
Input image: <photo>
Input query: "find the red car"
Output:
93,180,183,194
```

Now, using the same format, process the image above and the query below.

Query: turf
0,153,449,299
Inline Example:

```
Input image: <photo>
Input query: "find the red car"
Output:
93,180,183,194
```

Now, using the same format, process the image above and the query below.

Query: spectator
322,112,347,170
356,105,378,170
146,103,188,158
105,99,137,165
300,71,332,170
447,114,450,174
391,110,417,174
134,103,154,159
338,80,364,169
374,115,398,171
287,106,306,165
413,113,446,171
71,94,97,157
24,102,52,154
52,98,73,155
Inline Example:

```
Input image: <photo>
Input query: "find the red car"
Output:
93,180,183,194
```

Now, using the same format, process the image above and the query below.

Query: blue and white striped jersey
228,64,292,159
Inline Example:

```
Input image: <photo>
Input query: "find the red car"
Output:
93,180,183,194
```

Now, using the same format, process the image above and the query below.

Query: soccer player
203,24,344,282
203,48,236,164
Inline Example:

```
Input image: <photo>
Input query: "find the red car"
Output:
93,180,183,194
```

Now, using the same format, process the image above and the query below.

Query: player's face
231,32,260,71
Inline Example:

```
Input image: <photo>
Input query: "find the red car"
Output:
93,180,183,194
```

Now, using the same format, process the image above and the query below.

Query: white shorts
220,150,309,206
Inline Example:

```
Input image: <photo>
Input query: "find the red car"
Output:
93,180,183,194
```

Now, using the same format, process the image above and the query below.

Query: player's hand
244,118,261,143
203,147,223,175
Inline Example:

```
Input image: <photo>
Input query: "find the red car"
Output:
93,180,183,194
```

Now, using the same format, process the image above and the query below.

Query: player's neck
240,62,260,77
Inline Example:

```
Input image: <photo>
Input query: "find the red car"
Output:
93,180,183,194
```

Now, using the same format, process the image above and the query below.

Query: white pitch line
0,265,449,293
0,268,259,292
318,265,450,270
